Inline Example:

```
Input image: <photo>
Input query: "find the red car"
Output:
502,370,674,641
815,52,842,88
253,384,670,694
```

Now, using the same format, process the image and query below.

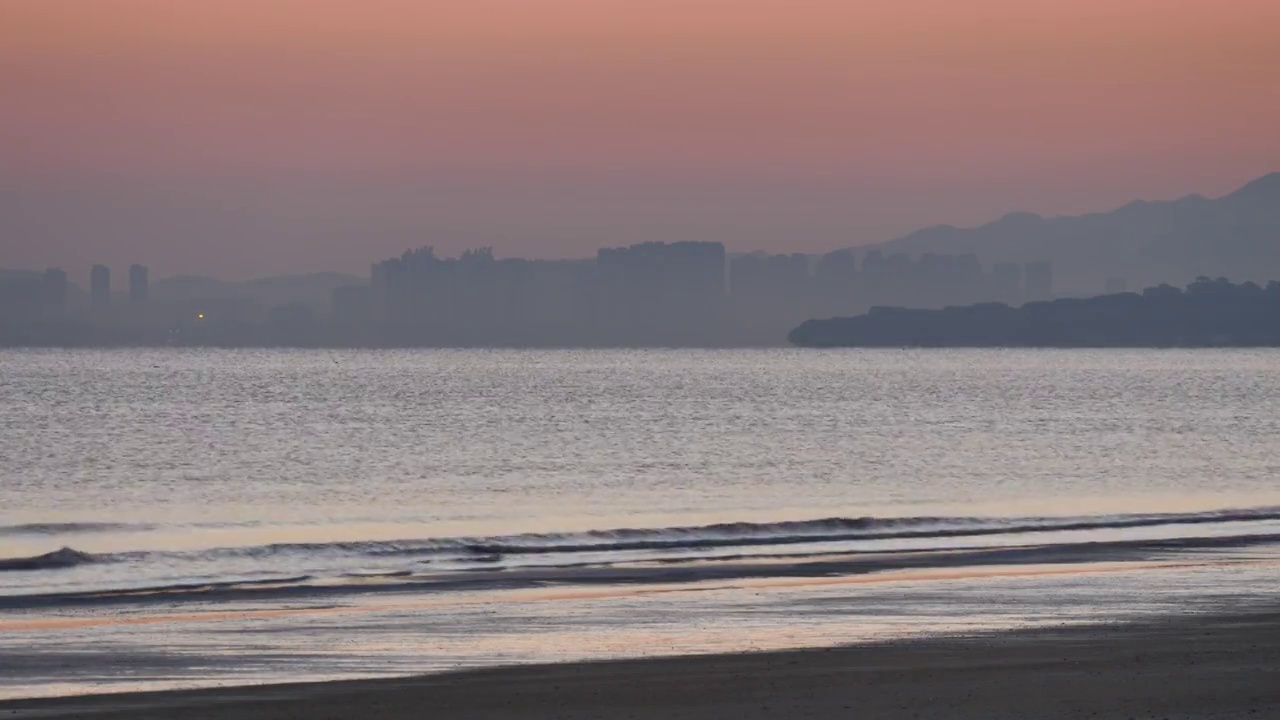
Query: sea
3,348,1280,699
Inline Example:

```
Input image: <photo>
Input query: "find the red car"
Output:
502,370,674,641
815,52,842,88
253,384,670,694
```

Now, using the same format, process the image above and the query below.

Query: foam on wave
36,505,1280,569
0,547,100,572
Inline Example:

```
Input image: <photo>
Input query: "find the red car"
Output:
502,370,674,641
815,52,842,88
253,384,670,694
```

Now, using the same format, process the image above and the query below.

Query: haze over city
9,4,1280,719
3,0,1279,282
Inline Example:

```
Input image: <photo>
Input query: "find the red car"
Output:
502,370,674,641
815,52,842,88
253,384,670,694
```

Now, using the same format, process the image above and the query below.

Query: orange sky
2,0,1278,279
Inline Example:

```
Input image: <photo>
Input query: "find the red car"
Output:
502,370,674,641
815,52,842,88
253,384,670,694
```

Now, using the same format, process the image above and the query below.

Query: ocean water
3,348,1280,698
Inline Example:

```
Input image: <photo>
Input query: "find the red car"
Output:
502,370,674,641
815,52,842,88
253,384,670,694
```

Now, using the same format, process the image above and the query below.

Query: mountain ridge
862,172,1280,293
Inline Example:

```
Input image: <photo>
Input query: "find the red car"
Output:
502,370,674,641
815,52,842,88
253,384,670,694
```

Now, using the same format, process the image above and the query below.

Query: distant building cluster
330,244,1057,346
84,263,150,308
1,247,1063,347
0,263,167,345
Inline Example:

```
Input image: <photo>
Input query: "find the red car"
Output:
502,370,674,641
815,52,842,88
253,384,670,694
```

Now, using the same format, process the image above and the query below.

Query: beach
3,607,1277,719
6,349,1280,711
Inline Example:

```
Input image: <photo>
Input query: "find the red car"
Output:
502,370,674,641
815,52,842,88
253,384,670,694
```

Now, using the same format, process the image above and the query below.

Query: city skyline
5,168,1278,291
2,238,1060,347
3,0,1279,280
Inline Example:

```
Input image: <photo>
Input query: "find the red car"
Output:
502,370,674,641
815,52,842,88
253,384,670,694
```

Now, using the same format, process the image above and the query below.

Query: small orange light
197,313,205,319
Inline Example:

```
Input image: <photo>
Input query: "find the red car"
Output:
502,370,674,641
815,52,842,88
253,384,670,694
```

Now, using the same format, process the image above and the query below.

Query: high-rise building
1024,261,1054,302
129,264,149,303
596,241,726,343
90,265,110,306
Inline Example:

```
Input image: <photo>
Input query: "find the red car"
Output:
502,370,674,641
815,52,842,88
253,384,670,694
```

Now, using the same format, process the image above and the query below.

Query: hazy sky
2,0,1278,281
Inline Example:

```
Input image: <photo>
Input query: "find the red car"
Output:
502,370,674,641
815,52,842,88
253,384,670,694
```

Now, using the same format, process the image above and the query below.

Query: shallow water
3,348,1280,697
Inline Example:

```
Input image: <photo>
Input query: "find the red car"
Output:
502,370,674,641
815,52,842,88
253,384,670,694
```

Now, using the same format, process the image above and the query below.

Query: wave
0,547,100,572
9,506,1280,573
8,531,1280,611
28,506,1280,566
0,522,156,536
266,505,1280,559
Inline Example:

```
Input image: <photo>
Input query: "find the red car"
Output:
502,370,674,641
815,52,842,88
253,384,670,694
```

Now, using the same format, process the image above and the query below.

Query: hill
789,277,1280,348
864,173,1280,294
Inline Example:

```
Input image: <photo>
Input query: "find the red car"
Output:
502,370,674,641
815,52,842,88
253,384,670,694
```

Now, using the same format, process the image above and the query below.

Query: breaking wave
11,505,1279,572
195,505,1280,560
0,547,100,572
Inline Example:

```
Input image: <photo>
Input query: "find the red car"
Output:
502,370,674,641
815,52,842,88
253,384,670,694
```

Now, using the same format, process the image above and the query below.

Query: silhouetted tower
42,268,68,309
1024,261,1054,302
129,264,149,303
90,265,111,306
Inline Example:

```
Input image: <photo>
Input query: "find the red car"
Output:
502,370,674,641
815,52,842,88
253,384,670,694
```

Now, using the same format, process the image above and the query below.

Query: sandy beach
4,607,1277,720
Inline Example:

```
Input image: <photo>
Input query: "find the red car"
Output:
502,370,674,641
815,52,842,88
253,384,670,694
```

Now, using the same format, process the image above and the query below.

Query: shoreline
5,606,1279,719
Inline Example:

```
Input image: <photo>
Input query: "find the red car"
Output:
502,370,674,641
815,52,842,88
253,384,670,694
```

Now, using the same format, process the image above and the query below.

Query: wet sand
4,608,1279,719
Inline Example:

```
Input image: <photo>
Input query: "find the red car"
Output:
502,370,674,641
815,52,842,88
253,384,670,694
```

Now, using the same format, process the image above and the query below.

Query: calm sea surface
3,348,1280,698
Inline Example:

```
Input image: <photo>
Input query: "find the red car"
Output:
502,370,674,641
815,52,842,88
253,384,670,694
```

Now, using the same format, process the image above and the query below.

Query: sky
2,0,1279,282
